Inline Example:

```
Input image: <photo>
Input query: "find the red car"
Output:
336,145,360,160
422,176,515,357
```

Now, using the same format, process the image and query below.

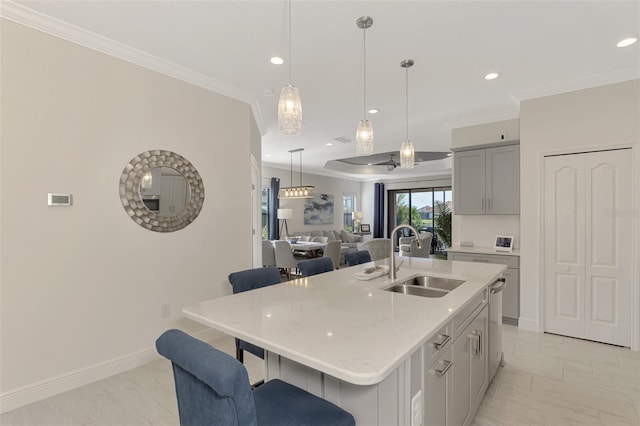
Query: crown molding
0,0,266,135
511,67,640,102
444,108,521,130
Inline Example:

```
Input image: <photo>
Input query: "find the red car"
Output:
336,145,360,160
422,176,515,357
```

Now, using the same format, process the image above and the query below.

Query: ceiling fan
374,154,401,171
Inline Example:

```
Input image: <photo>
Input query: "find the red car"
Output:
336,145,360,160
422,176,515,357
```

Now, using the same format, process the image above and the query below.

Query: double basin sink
385,275,465,298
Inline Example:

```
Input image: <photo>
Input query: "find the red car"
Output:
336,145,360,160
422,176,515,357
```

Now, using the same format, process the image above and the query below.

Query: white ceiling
8,0,640,181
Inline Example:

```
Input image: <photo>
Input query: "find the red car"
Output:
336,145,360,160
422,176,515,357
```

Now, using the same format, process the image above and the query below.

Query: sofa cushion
340,230,350,243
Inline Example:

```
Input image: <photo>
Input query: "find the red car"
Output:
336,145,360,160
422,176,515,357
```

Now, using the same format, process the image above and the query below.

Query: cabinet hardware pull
433,334,451,350
435,360,453,377
468,331,481,356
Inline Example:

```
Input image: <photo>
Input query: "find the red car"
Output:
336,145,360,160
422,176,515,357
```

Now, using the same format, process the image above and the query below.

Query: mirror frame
119,150,205,232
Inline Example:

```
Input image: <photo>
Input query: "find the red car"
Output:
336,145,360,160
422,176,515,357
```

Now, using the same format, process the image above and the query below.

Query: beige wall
262,166,362,234
0,20,256,407
519,80,640,349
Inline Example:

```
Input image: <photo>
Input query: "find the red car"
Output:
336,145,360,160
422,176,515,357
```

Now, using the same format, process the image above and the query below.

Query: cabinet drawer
453,289,487,338
449,252,519,269
424,322,452,368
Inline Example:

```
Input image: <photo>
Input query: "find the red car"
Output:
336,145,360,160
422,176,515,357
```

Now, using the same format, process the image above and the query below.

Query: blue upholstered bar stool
344,250,372,266
228,267,282,363
156,329,355,426
298,257,334,277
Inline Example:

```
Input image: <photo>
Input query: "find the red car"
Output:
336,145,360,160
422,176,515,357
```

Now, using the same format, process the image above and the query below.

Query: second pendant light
399,59,415,169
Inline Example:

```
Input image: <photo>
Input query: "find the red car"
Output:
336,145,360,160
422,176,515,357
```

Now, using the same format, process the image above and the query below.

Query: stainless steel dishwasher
489,277,506,380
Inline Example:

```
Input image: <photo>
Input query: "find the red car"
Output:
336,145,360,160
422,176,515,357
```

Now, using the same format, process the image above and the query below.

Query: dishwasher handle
490,277,506,294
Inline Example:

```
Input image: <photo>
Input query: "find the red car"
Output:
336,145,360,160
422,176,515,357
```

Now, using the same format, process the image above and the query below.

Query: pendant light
278,148,315,199
141,171,153,189
355,16,374,156
278,0,302,135
399,59,415,169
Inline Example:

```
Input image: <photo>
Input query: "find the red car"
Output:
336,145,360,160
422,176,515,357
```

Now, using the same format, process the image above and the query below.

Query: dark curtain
269,178,280,240
373,182,385,238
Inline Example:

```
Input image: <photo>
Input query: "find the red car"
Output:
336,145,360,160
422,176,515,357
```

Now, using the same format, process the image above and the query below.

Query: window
388,187,452,253
261,188,270,239
343,194,356,231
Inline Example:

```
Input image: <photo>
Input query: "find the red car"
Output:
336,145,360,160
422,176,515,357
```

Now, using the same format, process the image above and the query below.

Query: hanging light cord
405,64,409,141
288,0,292,85
362,26,367,119
299,151,303,186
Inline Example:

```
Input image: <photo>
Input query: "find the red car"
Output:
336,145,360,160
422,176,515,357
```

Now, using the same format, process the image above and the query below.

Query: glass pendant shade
400,139,415,169
141,172,153,188
278,84,302,135
355,119,374,156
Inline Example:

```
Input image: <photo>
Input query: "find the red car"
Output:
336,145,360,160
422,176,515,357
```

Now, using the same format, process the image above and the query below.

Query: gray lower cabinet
448,251,519,325
424,290,489,426
424,345,452,426
451,305,489,426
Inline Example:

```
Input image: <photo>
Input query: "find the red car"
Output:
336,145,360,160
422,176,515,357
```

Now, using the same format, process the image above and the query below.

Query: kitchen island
183,257,505,425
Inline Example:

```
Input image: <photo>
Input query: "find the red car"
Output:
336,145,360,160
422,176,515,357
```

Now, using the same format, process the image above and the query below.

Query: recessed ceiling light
270,56,284,65
265,154,272,157
484,72,500,80
264,89,275,97
368,109,379,114
447,152,453,157
326,142,333,146
367,163,373,166
617,37,638,48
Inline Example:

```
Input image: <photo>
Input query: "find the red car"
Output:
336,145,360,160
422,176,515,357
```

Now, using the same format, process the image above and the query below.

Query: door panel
544,149,632,347
544,156,585,338
584,150,632,346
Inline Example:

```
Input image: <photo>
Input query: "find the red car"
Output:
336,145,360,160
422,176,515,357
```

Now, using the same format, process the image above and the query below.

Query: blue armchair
228,267,282,362
344,250,372,266
297,257,334,277
156,329,355,426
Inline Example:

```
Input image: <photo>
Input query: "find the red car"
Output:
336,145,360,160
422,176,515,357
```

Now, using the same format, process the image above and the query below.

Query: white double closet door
544,149,632,347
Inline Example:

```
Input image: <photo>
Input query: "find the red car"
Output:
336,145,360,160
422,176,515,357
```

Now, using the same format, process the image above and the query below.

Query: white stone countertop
447,245,521,256
182,257,505,386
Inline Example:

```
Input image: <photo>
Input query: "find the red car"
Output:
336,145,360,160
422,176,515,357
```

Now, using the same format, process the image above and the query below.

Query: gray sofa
290,229,363,263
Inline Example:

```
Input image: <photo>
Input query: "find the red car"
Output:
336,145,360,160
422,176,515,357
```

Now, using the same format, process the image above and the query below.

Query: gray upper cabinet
454,144,520,215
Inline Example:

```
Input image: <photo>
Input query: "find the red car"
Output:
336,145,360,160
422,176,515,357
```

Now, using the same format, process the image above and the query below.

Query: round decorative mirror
119,150,204,232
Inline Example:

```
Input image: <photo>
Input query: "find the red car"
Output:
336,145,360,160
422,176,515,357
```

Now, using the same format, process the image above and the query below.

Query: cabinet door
450,334,470,426
468,306,488,422
454,150,486,215
424,346,452,426
502,268,519,321
485,145,520,214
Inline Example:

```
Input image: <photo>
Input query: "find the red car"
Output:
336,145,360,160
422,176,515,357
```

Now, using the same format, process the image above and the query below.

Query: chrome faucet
389,224,422,280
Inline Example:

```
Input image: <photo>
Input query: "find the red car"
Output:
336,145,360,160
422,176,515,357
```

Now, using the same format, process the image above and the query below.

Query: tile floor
2,325,638,425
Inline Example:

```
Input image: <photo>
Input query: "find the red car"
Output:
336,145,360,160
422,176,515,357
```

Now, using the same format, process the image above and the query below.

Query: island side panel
265,352,415,425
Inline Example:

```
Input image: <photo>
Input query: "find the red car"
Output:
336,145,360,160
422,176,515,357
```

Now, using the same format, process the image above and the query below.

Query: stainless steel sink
402,276,466,291
387,284,449,298
384,276,466,298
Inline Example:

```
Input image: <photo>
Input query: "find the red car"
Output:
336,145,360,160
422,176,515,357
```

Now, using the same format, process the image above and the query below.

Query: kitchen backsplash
452,215,520,249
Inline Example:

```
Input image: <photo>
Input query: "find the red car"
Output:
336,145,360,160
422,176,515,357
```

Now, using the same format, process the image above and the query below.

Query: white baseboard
517,317,540,332
0,328,226,414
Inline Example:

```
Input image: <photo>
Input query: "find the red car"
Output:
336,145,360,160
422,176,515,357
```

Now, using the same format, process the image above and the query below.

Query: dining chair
361,238,391,261
274,240,300,280
323,240,342,269
298,257,334,277
228,267,281,363
156,329,355,426
261,240,276,267
399,233,433,258
344,250,372,266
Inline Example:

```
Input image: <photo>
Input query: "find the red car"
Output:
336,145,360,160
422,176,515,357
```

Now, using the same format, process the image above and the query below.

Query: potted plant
433,202,452,258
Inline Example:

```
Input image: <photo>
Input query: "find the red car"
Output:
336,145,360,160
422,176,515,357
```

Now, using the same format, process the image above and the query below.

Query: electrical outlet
160,304,171,319
411,390,422,426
